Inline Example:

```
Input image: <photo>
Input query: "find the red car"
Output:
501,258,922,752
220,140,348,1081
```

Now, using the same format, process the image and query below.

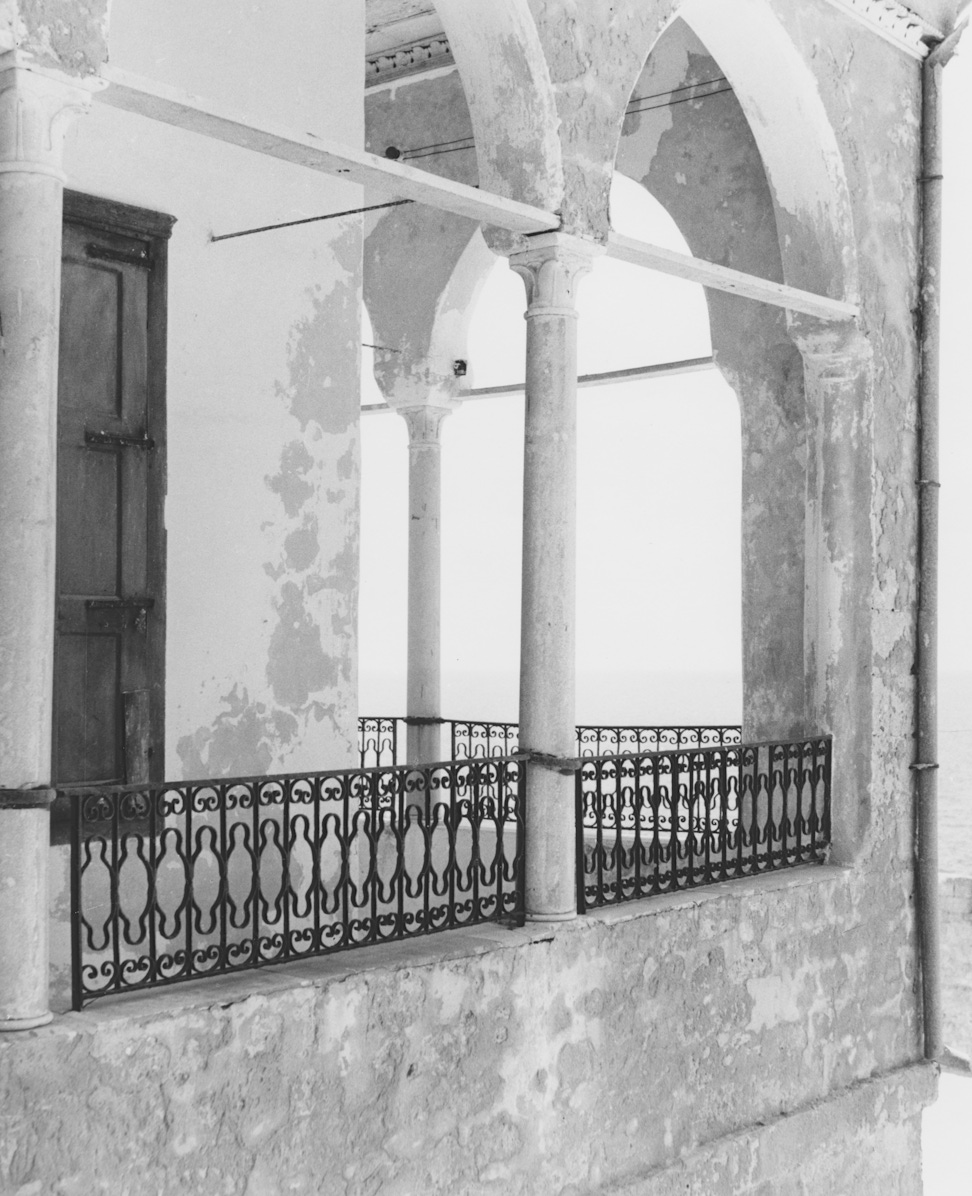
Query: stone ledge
44,863,850,1033
600,1061,936,1196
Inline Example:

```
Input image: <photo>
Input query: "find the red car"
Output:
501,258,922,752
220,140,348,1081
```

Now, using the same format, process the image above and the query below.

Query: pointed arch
604,0,858,300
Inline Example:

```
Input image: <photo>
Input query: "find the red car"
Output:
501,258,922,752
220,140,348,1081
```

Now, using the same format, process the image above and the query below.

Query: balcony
62,719,831,1009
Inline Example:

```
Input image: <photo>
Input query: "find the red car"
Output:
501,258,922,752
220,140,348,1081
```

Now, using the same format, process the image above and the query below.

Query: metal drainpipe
915,19,966,1064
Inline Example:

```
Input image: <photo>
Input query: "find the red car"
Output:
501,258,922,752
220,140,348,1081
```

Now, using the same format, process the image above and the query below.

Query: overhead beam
360,357,717,414
94,70,858,324
606,233,859,323
94,67,559,236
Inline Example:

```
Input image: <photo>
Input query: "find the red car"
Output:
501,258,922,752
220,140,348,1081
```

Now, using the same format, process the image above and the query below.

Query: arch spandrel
679,0,859,303
364,63,496,407
526,0,682,239
431,0,564,212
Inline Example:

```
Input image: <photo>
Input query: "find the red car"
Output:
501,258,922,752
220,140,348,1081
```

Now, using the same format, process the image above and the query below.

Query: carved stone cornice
366,35,454,89
821,0,943,58
0,53,101,178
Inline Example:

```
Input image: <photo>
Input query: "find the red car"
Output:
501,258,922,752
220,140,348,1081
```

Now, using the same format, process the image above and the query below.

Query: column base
0,1010,53,1032
526,910,577,923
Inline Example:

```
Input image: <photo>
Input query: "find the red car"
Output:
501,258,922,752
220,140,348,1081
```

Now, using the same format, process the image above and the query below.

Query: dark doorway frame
52,192,174,843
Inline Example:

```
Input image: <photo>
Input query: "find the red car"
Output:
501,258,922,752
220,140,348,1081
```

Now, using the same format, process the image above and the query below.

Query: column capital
398,403,452,447
787,315,872,380
0,53,102,179
509,232,603,316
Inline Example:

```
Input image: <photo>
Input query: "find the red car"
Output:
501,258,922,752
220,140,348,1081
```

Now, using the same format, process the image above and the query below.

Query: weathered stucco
364,69,489,405
0,0,943,1189
57,0,365,780
2,0,108,73
6,869,933,1194
617,21,806,743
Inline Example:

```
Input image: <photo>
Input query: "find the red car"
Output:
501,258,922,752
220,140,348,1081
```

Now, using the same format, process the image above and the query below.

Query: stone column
0,55,93,1030
791,319,873,864
400,404,452,765
510,233,597,922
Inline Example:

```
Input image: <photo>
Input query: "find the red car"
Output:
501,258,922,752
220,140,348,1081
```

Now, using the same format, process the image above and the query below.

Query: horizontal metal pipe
360,355,716,414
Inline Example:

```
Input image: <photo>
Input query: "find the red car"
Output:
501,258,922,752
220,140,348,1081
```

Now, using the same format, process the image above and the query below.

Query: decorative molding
509,233,603,319
0,55,100,178
400,403,453,446
366,35,454,88
822,0,943,58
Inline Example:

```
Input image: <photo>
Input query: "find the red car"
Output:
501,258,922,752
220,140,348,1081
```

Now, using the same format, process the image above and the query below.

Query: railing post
510,233,600,921
574,767,586,914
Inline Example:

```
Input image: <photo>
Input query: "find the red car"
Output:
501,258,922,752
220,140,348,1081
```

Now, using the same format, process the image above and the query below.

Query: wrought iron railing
358,717,742,768
574,724,741,755
451,719,519,760
66,756,524,1008
358,716,401,769
576,736,831,912
66,729,827,1007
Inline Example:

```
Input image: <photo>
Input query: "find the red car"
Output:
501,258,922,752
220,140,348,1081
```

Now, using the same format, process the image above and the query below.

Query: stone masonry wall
2,866,931,1195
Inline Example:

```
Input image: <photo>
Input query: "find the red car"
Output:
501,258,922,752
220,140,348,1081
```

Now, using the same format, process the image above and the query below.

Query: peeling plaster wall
59,0,365,779
364,71,485,402
617,21,807,742
0,0,109,72
432,0,564,214
776,1,921,869
3,871,932,1195
528,0,680,239
612,4,922,867
12,1,935,1187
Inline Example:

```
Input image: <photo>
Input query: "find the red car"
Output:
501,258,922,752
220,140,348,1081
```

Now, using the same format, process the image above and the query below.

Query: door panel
52,196,172,840
58,447,121,596
59,260,124,416
54,632,122,784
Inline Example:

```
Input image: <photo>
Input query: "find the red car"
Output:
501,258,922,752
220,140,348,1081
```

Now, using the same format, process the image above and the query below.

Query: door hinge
85,242,150,268
85,429,156,451
85,597,155,633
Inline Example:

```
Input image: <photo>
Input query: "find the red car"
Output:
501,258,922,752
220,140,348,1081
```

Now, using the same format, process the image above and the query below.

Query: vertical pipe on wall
915,20,965,1064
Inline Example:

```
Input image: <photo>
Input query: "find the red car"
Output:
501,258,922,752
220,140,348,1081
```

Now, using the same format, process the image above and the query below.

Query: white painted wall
61,0,365,778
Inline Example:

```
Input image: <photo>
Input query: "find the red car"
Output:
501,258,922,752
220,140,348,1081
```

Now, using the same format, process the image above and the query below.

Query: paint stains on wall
176,684,296,779
175,225,361,781
257,224,360,761
266,441,315,518
266,580,334,708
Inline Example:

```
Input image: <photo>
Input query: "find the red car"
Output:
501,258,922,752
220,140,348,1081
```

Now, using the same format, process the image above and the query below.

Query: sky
359,45,972,724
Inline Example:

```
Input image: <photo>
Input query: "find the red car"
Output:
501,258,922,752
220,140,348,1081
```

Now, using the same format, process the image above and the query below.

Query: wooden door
52,195,172,834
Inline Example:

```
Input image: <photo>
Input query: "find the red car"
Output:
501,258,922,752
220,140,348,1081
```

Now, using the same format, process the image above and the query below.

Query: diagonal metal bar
97,69,860,322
